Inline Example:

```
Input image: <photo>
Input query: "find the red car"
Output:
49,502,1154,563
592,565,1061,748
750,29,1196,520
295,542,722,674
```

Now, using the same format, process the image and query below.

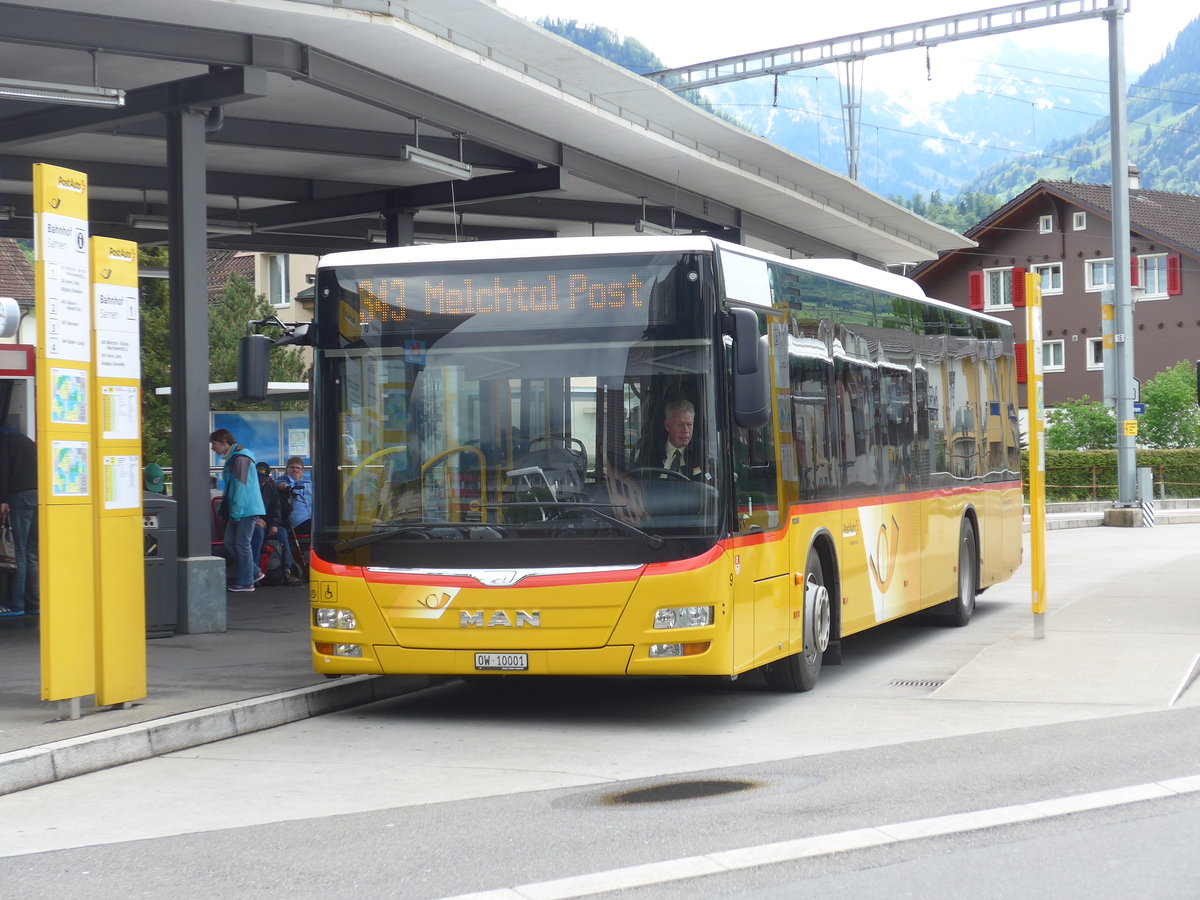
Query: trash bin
143,493,178,638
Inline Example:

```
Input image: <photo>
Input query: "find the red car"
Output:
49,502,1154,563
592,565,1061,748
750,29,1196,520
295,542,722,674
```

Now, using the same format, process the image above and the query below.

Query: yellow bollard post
1024,272,1047,638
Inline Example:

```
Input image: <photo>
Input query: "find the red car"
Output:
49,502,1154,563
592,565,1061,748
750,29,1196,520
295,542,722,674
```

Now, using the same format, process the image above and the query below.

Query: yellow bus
298,236,1022,691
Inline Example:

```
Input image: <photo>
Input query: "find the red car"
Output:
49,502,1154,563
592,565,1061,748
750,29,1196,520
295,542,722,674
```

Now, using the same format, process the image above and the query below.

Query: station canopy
0,0,972,265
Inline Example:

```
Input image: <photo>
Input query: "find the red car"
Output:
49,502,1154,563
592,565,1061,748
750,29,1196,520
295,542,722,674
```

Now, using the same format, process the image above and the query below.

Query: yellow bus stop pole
1025,272,1047,639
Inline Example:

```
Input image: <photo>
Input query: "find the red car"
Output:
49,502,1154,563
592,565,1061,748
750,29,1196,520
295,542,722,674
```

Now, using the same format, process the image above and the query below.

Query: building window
1139,254,1169,299
983,267,1014,309
1073,212,1087,231
1085,258,1115,292
1043,340,1065,372
266,254,290,307
1038,215,1053,234
1086,337,1104,370
1032,262,1063,295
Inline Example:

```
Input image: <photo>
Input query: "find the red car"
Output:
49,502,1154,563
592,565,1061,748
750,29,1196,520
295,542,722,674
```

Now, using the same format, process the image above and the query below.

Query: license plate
474,652,528,671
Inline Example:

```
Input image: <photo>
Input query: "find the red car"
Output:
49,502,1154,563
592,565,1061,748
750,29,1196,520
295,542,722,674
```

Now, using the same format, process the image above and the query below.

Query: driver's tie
670,449,682,472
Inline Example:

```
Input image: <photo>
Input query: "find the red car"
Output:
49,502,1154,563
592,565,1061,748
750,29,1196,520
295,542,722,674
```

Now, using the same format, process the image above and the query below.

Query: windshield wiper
481,501,664,549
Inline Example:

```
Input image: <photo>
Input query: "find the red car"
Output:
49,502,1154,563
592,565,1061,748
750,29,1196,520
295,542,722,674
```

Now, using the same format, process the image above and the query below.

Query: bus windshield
313,251,723,569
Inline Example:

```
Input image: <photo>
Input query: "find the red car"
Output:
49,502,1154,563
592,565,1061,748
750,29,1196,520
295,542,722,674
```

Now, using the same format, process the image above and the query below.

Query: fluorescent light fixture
0,76,125,108
635,219,674,236
414,233,477,245
127,214,255,235
403,145,472,181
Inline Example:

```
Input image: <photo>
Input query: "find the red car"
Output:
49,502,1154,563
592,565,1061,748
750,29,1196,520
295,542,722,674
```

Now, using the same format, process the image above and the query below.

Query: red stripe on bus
722,480,1023,548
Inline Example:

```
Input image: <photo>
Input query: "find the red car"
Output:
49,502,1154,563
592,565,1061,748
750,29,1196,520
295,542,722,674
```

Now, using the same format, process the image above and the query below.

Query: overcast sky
495,1,1196,106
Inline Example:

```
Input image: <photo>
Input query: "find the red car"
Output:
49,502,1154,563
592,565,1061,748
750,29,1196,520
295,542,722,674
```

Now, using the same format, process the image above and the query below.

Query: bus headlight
653,606,713,629
314,607,357,630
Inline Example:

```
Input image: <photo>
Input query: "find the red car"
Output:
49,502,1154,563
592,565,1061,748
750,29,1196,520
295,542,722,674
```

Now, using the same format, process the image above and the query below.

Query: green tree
139,264,309,470
207,273,308,386
139,247,172,470
1045,395,1116,450
1139,361,1200,449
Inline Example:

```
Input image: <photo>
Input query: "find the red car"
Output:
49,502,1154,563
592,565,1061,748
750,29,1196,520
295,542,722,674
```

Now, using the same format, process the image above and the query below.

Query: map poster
50,366,88,425
51,440,89,497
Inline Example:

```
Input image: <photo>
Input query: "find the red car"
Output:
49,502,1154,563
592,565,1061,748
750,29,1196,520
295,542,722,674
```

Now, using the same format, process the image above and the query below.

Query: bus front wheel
764,546,831,693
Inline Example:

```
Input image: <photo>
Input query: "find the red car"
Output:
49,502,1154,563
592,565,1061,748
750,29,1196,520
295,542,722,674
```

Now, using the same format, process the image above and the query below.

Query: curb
1022,509,1200,532
0,673,437,797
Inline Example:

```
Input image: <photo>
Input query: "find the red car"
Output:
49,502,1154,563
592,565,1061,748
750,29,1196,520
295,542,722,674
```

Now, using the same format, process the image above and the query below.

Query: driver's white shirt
663,441,688,470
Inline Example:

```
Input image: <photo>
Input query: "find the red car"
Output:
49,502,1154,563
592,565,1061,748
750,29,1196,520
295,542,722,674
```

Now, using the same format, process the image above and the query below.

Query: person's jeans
224,516,259,587
9,489,38,612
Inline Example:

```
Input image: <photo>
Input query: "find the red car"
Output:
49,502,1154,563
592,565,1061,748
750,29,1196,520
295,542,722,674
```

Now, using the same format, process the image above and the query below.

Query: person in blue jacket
210,428,266,592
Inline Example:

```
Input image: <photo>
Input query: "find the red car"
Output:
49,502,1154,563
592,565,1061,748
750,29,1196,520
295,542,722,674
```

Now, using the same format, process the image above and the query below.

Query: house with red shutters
912,171,1200,407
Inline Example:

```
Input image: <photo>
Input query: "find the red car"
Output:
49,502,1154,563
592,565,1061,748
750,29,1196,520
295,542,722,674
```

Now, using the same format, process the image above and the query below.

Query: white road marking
440,775,1200,900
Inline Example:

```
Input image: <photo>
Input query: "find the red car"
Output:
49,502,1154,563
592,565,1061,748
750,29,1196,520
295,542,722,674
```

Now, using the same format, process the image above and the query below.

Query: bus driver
641,398,708,481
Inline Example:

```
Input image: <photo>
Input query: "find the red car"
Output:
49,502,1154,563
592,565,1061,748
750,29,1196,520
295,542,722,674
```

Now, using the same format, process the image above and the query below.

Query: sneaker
0,606,22,616
254,568,266,584
228,584,255,592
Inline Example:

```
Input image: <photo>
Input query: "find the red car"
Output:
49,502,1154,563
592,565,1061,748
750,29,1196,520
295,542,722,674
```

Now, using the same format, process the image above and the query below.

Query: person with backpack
210,429,265,592
251,461,283,585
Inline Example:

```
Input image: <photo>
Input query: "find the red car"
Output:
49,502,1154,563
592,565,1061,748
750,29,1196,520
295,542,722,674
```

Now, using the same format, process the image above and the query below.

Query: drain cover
887,679,945,688
609,780,757,804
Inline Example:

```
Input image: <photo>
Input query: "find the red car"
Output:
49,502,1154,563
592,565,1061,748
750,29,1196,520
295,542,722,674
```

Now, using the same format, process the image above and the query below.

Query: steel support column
167,108,226,632
1107,7,1136,508
385,210,415,246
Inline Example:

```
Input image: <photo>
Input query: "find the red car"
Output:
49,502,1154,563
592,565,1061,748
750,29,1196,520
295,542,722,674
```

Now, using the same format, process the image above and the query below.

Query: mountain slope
538,15,1200,203
965,15,1200,198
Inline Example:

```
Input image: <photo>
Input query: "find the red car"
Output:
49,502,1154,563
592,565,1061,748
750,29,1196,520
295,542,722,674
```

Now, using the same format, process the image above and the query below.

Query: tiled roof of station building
207,250,255,304
0,239,34,303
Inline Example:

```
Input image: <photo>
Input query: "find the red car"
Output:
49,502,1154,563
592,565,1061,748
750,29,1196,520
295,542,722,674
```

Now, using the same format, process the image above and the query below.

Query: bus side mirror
238,334,272,402
277,322,313,347
730,307,770,429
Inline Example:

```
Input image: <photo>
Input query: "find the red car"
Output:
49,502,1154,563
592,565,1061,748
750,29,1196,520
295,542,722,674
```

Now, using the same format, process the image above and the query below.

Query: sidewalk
0,583,436,795
1024,498,1200,530
2,510,1199,797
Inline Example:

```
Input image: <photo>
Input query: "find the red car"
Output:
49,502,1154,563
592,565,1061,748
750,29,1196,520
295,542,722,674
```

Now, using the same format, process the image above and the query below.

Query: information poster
102,454,140,510
101,384,139,440
38,190,91,363
93,244,140,380
288,427,310,458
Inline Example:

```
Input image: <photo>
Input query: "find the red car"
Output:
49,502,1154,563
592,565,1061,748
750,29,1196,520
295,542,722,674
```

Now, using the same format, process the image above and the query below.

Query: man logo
460,610,540,628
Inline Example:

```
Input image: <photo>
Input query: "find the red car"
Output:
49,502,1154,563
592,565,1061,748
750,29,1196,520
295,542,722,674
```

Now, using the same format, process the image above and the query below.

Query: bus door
729,315,788,672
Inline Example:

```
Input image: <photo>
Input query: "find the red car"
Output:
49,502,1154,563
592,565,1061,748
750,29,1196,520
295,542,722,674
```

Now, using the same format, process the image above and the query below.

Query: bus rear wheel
944,521,977,627
764,546,831,692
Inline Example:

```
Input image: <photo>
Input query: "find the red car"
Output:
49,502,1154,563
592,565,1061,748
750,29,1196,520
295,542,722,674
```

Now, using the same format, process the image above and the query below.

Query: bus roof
318,235,718,269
